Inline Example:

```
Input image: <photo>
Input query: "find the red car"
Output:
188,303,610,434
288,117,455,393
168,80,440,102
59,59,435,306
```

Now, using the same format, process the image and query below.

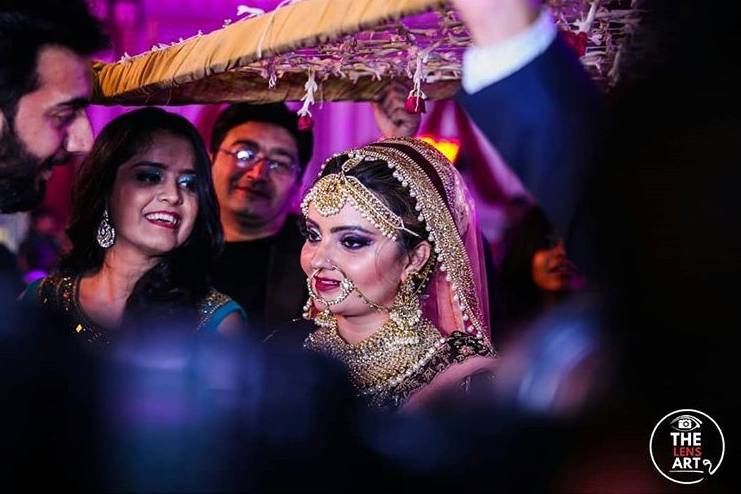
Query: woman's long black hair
59,107,223,326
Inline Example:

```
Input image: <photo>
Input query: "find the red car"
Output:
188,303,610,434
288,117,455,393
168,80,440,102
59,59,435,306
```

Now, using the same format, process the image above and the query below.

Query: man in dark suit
451,2,734,490
454,0,604,273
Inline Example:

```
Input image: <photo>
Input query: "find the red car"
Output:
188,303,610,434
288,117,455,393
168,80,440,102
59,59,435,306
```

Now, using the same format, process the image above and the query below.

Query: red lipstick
314,277,340,293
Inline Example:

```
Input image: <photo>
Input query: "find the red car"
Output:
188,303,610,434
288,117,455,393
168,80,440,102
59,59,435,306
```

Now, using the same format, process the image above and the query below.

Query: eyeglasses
219,147,300,177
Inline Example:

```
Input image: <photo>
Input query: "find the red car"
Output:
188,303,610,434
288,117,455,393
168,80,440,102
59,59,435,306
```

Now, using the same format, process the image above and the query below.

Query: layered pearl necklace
304,316,446,406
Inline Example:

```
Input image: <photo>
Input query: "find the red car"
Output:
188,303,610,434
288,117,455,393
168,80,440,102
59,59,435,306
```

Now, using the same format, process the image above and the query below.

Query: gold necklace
304,316,446,402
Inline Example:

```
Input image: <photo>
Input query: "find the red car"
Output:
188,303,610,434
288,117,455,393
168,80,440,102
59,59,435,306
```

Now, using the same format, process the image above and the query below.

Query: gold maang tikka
300,154,420,241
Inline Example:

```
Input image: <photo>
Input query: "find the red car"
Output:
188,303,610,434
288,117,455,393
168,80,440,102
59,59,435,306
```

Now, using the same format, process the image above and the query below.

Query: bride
300,137,495,410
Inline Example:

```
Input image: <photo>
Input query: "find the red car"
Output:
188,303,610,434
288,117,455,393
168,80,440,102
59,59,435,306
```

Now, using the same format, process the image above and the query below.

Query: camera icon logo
672,414,702,431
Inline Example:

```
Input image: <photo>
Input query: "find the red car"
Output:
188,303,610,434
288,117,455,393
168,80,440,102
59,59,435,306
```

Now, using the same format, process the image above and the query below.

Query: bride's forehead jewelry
301,153,420,241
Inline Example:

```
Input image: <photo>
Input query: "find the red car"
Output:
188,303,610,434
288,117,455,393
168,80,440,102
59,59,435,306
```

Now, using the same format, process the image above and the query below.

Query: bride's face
300,202,407,317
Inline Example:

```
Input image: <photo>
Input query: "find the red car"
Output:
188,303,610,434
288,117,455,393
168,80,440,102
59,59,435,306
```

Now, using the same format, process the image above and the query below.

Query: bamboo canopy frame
92,0,641,107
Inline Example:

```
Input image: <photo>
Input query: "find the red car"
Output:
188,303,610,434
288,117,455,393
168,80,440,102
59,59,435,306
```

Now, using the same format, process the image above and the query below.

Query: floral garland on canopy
93,0,642,123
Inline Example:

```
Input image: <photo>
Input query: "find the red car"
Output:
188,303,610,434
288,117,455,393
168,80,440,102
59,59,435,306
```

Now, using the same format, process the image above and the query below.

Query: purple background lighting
37,0,529,257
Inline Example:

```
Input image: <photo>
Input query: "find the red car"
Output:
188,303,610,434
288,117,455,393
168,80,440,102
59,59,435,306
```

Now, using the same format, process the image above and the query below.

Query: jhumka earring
302,299,337,329
96,209,116,248
389,274,422,330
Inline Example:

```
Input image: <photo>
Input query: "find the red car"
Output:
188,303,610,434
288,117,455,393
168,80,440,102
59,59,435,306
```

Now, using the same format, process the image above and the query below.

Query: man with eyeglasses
209,102,313,341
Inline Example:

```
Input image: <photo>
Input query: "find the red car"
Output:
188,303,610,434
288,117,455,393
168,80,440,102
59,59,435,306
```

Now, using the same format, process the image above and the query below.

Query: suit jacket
457,36,605,273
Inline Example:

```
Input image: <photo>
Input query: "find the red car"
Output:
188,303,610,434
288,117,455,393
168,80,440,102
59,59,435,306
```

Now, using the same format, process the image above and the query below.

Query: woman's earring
303,296,337,329
96,209,116,248
389,274,422,330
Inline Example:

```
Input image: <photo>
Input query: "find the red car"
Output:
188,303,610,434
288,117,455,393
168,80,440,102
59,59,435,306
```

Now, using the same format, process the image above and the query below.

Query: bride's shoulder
403,331,497,411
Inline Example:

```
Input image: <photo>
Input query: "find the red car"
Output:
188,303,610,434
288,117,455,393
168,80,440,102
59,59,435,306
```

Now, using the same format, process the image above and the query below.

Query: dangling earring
96,209,116,248
302,297,313,321
303,296,337,329
389,274,422,330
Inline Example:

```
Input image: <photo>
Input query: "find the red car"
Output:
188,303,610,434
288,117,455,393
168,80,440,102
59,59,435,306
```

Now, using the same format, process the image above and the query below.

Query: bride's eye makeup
300,220,376,249
300,220,321,243
340,234,372,250
306,228,321,243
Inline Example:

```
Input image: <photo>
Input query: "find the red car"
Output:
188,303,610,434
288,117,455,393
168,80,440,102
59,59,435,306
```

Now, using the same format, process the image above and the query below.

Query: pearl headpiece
301,153,420,241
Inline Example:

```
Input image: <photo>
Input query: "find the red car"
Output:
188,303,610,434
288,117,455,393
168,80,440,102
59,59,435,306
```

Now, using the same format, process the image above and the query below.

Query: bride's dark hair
59,108,222,325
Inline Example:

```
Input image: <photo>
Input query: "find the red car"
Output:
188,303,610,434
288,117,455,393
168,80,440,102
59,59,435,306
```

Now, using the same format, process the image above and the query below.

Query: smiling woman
20,108,246,346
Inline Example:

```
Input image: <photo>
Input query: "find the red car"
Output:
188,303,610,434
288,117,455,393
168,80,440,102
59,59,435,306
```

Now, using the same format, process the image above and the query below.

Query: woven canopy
92,0,639,106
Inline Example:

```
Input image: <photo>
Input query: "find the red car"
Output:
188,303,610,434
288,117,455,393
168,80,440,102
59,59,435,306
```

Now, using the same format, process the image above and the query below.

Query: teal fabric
21,275,246,334
200,300,247,334
19,278,42,304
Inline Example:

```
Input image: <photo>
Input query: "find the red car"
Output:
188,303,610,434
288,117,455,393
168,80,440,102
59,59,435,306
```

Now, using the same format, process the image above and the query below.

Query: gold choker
304,316,445,406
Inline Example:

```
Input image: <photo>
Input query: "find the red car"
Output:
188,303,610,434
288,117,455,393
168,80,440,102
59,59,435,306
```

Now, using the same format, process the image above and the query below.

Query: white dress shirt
462,9,557,95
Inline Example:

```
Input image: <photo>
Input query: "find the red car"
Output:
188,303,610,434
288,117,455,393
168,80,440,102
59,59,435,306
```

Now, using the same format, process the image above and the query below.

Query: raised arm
453,0,605,268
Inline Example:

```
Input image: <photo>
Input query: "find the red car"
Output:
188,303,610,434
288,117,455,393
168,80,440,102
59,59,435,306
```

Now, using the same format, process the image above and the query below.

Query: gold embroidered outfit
305,318,491,409
302,137,496,409
25,273,241,346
